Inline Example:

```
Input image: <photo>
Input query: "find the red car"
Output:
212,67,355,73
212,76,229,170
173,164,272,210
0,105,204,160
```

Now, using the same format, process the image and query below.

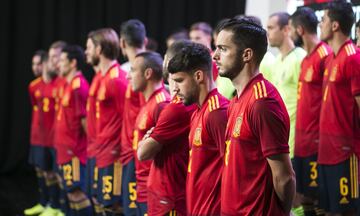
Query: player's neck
65,69,77,83
302,34,320,55
99,58,117,76
328,33,349,56
198,79,215,107
232,63,259,97
128,47,146,65
42,72,54,83
279,38,295,60
143,80,163,101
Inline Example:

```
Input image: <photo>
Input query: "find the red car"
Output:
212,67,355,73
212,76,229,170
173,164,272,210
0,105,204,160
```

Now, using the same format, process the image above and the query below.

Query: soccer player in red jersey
136,42,195,216
213,18,295,216
119,19,147,215
25,50,49,216
168,41,229,216
128,51,170,216
55,45,92,215
318,2,360,215
87,28,127,215
289,7,332,216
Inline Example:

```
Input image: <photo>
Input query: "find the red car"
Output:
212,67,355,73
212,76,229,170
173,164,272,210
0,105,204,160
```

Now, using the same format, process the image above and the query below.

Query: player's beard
91,55,100,66
293,34,303,47
220,49,245,81
182,80,200,106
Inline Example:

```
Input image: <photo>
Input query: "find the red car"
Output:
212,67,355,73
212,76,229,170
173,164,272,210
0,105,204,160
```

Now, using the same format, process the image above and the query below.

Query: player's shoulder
206,92,229,113
316,42,332,59
29,77,43,87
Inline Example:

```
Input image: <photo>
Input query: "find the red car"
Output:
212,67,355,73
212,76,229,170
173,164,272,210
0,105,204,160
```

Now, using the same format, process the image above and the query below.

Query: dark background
0,0,245,214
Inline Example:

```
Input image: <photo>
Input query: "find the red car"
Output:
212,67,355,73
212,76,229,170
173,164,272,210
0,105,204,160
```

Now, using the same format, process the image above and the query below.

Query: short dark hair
50,41,67,50
88,28,119,60
290,7,318,34
62,45,85,71
135,51,163,81
167,29,189,42
270,12,290,29
190,22,213,36
235,15,262,27
214,18,231,35
34,50,48,63
325,1,355,36
120,19,146,48
167,41,212,78
219,18,268,66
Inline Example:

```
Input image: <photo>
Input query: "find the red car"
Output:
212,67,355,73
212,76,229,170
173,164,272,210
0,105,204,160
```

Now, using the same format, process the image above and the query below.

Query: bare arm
81,117,87,134
356,95,360,119
267,153,296,215
137,127,162,161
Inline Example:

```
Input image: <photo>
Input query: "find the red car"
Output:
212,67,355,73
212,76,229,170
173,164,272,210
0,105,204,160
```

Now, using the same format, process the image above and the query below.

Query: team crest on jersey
193,128,202,146
138,113,148,130
329,65,338,82
233,116,243,138
35,90,41,98
304,67,313,82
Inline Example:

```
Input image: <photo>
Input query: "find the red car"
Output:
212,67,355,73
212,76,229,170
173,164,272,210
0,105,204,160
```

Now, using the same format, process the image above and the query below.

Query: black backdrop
0,1,244,212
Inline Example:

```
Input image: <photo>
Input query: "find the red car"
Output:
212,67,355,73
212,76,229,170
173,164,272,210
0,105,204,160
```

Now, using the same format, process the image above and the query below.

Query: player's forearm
137,137,161,161
273,171,296,214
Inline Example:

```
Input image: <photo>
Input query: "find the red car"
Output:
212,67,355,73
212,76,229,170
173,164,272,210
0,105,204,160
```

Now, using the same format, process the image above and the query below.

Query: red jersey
187,89,228,216
318,40,360,164
39,77,60,147
147,96,195,216
133,87,170,203
86,72,102,158
120,85,145,165
295,42,332,157
95,62,127,168
28,77,44,145
54,73,89,165
221,74,290,216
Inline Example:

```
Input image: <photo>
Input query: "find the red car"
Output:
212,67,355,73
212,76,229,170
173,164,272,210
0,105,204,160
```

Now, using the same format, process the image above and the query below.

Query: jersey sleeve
73,80,89,118
150,103,190,146
206,108,228,156
346,54,360,96
250,99,290,157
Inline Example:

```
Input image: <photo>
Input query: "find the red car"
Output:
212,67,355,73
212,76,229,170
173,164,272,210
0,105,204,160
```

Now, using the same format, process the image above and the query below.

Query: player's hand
143,127,155,140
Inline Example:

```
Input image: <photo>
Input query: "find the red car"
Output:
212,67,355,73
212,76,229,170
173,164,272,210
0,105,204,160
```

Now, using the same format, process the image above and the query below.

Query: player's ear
332,21,340,32
144,68,152,80
71,59,77,69
242,48,253,63
193,70,204,83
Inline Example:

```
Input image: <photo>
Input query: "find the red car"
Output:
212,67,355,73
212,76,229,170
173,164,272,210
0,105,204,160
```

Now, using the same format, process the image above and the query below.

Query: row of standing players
27,1,360,216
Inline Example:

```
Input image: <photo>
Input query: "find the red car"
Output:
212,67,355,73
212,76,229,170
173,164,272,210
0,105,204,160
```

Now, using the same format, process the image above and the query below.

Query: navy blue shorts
136,202,147,216
85,157,98,197
292,154,319,198
97,161,122,207
318,155,359,214
122,158,137,215
29,145,56,171
59,157,85,193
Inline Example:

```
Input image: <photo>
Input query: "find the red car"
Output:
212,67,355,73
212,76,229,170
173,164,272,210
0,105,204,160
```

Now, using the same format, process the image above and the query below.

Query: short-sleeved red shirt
133,87,170,203
221,74,290,216
318,40,360,164
39,77,61,147
295,42,332,157
54,73,89,165
120,85,145,165
186,88,229,216
86,72,102,158
147,96,195,216
95,63,127,168
28,77,44,145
